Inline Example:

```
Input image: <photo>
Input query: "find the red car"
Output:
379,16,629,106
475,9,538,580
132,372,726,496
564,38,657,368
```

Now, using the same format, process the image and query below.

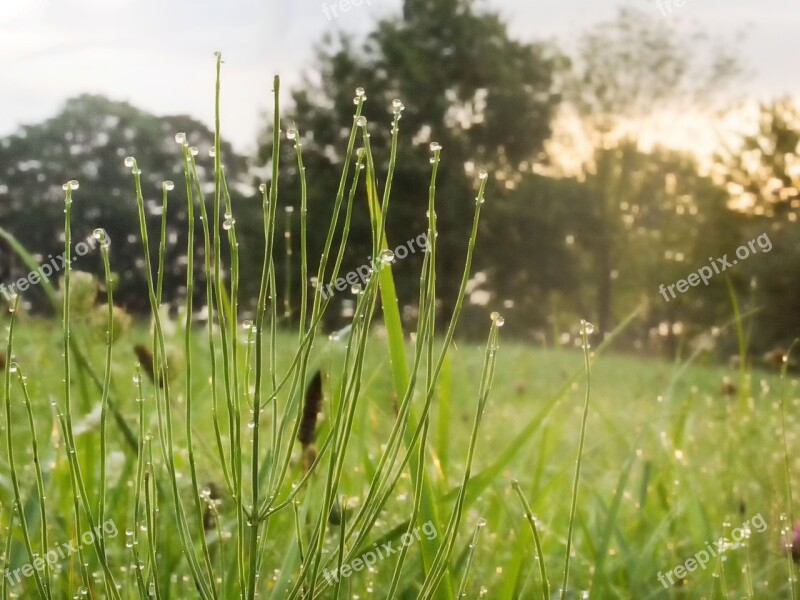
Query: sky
0,0,797,154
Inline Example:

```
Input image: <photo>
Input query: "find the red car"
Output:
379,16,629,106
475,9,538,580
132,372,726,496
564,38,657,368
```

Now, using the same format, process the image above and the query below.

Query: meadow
2,313,797,598
0,57,799,600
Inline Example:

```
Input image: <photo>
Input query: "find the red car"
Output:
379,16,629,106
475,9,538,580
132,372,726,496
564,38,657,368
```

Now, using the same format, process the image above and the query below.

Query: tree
0,95,247,312
258,0,565,328
556,6,743,338
713,99,800,353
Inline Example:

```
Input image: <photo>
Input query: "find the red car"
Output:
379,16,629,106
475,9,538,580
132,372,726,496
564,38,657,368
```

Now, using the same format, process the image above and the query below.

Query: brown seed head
298,370,323,447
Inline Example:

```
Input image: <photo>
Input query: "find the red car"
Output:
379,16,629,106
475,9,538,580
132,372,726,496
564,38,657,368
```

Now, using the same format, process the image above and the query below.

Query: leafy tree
259,0,565,328
0,95,247,312
713,99,800,353
581,141,747,353
558,6,743,338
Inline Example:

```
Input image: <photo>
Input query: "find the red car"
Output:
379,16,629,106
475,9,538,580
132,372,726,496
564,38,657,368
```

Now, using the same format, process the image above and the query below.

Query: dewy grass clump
0,52,547,598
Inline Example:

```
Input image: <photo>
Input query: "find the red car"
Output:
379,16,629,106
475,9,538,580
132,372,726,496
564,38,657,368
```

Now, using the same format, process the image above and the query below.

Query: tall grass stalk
559,319,594,599
96,228,113,539
779,340,799,598
247,71,281,600
512,479,550,599
60,183,121,599
4,297,50,598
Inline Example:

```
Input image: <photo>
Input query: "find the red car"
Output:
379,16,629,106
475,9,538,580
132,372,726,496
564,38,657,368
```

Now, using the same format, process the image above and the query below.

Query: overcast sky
0,0,796,153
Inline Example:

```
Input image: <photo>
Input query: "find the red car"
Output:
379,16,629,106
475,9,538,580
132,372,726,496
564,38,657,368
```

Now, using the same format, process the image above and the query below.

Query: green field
1,310,796,598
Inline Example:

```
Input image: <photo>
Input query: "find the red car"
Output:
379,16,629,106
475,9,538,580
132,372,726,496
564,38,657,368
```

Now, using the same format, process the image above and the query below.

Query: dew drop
392,98,405,111
490,312,505,327
208,147,216,158
62,180,80,191
189,146,199,157
259,183,267,194
581,320,595,335
163,181,175,191
286,129,297,140
355,116,367,127
477,517,487,527
351,284,362,295
478,169,488,180
92,228,110,248
9,363,18,374
430,142,442,152
124,156,135,168
380,249,395,264
355,87,365,98
212,51,221,59
175,132,186,144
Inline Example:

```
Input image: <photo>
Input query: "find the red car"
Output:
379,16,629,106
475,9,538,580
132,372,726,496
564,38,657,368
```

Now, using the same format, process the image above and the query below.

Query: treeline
0,2,798,359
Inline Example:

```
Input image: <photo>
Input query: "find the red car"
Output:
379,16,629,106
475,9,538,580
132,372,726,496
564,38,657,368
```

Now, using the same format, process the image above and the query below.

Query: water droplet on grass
92,228,110,248
124,156,135,168
175,132,186,144
430,142,442,152
355,116,367,127
163,181,175,191
478,169,488,180
355,87,365,97
490,312,505,326
380,249,395,264
62,180,79,191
